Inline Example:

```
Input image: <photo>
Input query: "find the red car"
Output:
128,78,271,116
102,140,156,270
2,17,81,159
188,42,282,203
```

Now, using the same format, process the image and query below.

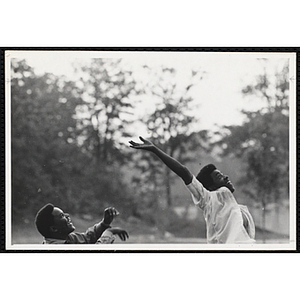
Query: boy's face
51,207,75,236
210,170,235,192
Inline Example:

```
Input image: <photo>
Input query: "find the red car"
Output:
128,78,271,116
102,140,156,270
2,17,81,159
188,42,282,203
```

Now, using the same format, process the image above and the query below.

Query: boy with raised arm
129,136,255,244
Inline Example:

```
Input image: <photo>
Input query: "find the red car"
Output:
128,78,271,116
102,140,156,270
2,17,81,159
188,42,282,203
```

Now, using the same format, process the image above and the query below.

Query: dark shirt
43,222,110,244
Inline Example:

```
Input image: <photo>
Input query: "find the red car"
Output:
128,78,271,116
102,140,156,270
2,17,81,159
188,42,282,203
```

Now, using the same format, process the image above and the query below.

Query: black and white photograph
4,49,297,251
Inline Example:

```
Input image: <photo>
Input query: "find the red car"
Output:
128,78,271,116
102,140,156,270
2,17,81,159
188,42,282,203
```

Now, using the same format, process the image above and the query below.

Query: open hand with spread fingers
129,136,155,151
110,228,129,241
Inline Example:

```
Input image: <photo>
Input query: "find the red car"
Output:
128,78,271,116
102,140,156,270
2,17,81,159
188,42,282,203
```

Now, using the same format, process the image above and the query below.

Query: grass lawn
10,214,289,245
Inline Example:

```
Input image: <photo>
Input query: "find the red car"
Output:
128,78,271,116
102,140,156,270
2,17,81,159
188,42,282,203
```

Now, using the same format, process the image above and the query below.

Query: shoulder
66,232,88,244
187,175,201,186
187,175,202,190
186,175,211,208
214,187,234,201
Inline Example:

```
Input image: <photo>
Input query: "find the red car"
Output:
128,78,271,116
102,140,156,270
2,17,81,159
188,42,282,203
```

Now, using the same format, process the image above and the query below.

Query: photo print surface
5,49,297,251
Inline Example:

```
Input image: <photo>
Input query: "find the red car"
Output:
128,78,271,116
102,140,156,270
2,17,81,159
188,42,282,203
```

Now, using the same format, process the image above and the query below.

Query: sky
6,50,295,134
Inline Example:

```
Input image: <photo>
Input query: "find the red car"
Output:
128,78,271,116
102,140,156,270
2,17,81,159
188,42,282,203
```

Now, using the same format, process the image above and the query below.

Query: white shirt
187,175,255,244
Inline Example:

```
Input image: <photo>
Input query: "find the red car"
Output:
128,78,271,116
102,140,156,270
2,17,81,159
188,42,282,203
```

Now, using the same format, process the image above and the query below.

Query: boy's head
196,164,235,193
35,203,75,239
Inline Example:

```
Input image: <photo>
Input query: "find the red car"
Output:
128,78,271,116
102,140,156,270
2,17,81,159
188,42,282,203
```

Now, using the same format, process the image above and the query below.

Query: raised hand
103,207,119,226
129,136,155,151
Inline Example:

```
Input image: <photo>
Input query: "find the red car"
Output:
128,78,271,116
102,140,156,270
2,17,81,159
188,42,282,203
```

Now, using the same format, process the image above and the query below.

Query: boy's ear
50,226,58,233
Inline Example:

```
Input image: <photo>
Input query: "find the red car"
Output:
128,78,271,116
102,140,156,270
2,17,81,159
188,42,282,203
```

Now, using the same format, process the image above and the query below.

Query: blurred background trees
10,57,291,243
128,66,210,230
11,59,137,225
74,58,138,165
132,67,205,200
11,59,84,219
213,60,289,241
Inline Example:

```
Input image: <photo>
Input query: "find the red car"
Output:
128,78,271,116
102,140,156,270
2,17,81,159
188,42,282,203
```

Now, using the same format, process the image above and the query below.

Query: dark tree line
11,59,136,223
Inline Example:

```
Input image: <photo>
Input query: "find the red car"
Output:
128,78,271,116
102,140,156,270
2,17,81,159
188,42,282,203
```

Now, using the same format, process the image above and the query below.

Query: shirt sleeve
239,205,256,239
186,175,210,210
66,222,111,244
85,222,111,243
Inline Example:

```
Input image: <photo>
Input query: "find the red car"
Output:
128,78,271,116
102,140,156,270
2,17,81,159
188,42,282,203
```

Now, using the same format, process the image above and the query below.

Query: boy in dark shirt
35,203,129,244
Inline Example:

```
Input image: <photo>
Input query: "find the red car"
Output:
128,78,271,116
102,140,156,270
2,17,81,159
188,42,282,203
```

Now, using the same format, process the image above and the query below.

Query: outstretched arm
129,136,193,185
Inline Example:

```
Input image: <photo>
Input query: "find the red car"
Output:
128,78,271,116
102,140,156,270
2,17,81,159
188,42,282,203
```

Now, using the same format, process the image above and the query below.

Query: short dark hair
35,203,55,238
196,164,217,190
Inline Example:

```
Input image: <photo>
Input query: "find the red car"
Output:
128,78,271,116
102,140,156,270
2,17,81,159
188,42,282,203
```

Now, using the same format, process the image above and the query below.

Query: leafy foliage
214,60,289,214
131,67,209,212
74,58,138,165
11,59,84,217
11,59,137,223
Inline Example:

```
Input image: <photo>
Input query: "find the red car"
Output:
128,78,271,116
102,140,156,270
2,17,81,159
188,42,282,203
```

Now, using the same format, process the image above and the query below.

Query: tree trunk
165,168,172,207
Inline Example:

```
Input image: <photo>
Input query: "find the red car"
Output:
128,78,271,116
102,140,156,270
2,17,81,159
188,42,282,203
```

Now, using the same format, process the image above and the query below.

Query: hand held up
129,136,155,151
103,207,119,226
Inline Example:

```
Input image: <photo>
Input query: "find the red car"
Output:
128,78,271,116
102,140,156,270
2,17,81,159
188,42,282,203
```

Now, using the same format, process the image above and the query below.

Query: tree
11,59,138,224
132,67,208,210
11,59,85,219
214,60,289,240
74,58,138,166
